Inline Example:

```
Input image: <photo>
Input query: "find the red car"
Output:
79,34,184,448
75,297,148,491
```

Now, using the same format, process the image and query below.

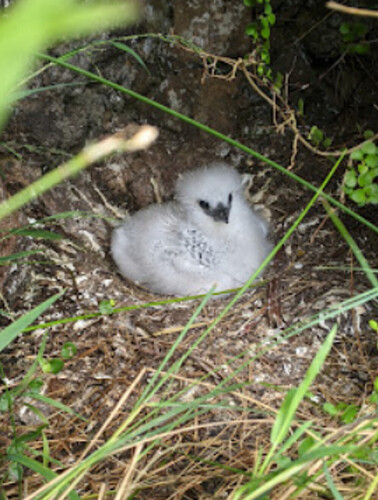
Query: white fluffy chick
111,163,271,296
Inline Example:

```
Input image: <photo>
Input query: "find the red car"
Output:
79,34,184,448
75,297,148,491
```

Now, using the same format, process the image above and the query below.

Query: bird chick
111,163,271,296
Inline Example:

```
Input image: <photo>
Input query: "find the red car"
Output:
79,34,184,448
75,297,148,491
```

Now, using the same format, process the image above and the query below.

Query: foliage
0,333,81,489
344,135,378,206
244,0,277,83
323,401,359,424
308,125,333,149
339,21,370,55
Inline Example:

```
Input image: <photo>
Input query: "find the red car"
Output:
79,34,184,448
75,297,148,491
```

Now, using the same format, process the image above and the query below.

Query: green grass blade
9,82,86,103
364,473,378,500
323,461,345,500
24,393,87,422
235,445,353,500
273,419,314,459
111,41,150,74
7,228,64,240
0,250,42,264
22,403,49,425
0,291,64,352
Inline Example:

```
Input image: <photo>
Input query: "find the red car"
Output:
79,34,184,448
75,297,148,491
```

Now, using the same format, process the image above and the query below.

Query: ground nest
0,139,376,497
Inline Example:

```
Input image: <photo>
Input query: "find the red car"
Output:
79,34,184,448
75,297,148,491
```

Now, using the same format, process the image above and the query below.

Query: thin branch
327,2,378,18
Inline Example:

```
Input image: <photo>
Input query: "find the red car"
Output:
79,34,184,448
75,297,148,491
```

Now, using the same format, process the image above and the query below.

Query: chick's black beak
211,203,230,224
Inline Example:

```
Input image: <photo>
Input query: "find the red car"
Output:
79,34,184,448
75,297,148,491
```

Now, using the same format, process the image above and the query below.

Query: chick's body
111,164,271,296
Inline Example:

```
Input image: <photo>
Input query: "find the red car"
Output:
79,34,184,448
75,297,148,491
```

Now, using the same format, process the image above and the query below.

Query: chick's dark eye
228,193,233,204
198,200,210,210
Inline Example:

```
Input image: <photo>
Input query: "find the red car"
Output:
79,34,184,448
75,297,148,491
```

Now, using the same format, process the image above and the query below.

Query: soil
0,1,377,498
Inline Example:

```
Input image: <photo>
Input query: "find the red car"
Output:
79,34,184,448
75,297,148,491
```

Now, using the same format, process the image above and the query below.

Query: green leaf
357,163,368,175
28,378,44,393
298,436,316,456
363,130,374,140
309,126,324,146
369,320,378,332
246,23,258,38
343,33,354,43
353,43,370,55
353,22,368,37
0,393,11,411
339,22,350,35
261,26,270,40
275,455,291,468
350,149,364,161
264,4,273,15
257,64,265,76
361,141,377,155
40,358,64,374
61,342,77,359
323,402,339,416
99,298,116,314
261,48,270,63
267,13,276,25
273,71,283,92
364,183,378,203
340,404,358,424
344,170,357,188
365,155,378,168
350,189,366,205
0,291,64,352
371,392,378,404
261,17,269,29
358,171,373,187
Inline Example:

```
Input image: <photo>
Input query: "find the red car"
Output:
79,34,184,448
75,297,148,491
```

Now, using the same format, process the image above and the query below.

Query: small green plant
344,136,378,206
308,125,333,149
39,341,77,374
339,21,370,55
323,401,359,424
0,334,80,487
244,0,276,82
99,298,116,314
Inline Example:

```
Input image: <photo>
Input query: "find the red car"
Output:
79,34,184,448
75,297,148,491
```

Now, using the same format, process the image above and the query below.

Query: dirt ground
0,1,377,497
